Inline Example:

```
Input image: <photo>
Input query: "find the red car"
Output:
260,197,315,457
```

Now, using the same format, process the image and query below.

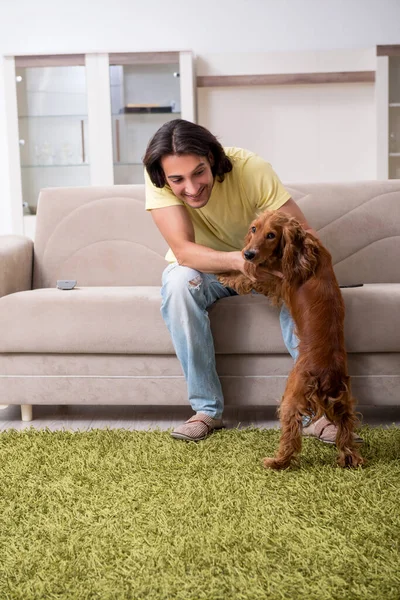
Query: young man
143,119,343,443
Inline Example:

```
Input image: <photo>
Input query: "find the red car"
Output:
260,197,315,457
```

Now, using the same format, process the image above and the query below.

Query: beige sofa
1,182,399,422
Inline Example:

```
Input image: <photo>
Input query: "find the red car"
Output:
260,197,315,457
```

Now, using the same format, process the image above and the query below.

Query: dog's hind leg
329,393,364,468
263,373,305,470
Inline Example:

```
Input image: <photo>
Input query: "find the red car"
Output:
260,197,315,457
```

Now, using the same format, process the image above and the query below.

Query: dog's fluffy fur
218,210,364,469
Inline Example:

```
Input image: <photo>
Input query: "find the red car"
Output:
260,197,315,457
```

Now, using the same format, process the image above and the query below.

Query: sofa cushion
32,181,400,291
0,287,285,355
210,284,400,354
340,284,400,352
33,186,168,289
287,181,400,286
0,287,173,354
0,284,399,355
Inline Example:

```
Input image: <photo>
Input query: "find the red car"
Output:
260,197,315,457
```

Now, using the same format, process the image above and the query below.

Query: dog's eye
251,226,256,233
266,232,276,239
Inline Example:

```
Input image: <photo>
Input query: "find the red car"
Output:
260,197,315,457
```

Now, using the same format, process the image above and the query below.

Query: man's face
161,153,214,209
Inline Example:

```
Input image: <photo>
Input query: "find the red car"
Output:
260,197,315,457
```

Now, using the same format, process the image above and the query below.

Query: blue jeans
161,263,299,419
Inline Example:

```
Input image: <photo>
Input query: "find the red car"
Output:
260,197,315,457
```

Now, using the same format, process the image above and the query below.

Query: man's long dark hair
143,119,233,188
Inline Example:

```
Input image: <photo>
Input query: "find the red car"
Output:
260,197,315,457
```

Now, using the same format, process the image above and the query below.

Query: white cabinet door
85,53,114,186
376,46,400,180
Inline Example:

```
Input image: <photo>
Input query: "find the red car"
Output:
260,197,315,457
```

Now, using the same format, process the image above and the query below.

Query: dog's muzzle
243,250,257,261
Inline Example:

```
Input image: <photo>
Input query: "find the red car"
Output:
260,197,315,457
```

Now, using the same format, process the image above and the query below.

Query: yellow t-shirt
145,147,291,262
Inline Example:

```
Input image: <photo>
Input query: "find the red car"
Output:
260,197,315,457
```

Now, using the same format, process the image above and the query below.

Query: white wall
1,0,400,234
197,48,377,182
0,0,399,55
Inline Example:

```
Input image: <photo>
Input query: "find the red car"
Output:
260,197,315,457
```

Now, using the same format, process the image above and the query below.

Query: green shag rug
0,426,399,600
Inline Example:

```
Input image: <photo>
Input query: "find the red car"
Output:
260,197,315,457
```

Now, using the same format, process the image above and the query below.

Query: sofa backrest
32,180,400,289
33,185,168,289
287,180,400,285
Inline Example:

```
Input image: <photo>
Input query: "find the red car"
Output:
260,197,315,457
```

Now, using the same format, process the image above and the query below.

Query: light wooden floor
0,404,399,432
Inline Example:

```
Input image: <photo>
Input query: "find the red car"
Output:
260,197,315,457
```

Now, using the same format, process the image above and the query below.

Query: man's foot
302,415,363,445
171,413,224,441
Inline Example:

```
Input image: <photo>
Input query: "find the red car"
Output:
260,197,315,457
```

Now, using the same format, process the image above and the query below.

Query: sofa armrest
0,235,33,298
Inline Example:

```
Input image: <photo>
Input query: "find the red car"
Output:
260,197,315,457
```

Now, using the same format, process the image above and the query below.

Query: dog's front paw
217,273,236,288
217,272,254,295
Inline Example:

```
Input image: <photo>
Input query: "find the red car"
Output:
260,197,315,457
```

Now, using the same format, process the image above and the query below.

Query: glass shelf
109,61,181,185
16,64,90,208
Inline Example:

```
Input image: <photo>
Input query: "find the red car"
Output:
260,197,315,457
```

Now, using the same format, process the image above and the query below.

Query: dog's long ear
281,220,319,283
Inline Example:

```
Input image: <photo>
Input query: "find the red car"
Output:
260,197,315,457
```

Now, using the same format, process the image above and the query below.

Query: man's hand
239,254,283,281
234,252,257,281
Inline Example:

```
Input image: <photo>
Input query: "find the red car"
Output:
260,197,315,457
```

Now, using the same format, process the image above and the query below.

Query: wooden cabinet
2,51,196,237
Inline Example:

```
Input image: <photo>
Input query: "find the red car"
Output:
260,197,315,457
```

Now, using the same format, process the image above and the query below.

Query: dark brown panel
13,52,183,68
109,52,180,65
14,54,85,67
377,45,400,57
197,71,375,87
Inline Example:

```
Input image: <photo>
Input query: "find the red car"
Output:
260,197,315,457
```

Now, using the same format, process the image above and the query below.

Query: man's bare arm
278,197,319,238
151,205,246,274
